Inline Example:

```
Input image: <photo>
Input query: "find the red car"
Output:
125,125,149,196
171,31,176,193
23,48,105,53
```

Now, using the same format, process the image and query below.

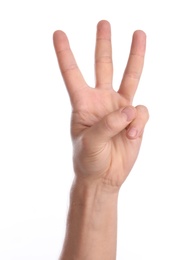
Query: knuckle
96,55,112,64
124,71,141,80
61,63,78,74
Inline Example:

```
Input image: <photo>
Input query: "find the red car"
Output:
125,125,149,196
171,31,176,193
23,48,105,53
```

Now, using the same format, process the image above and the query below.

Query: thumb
87,106,136,144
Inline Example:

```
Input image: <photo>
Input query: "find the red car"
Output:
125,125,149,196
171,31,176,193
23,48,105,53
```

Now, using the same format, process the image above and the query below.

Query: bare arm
53,20,149,260
59,179,118,260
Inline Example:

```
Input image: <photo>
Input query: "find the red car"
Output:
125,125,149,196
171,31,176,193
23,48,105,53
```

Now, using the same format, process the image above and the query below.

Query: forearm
59,177,119,260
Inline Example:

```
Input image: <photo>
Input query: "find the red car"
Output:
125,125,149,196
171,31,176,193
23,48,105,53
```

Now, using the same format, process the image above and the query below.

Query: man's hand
54,20,149,260
53,20,149,190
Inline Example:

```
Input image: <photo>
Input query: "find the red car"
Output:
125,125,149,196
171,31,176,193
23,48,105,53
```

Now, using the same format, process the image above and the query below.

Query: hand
53,20,149,190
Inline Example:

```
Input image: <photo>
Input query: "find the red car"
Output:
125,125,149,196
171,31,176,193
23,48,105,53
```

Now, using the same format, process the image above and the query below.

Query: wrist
70,176,119,206
61,177,119,260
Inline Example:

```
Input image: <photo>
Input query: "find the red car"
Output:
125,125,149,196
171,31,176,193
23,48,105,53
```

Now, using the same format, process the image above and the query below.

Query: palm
53,21,148,187
71,87,128,134
72,87,134,184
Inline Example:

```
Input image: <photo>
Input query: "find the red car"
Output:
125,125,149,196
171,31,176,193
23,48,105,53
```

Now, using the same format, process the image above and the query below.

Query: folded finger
126,105,149,139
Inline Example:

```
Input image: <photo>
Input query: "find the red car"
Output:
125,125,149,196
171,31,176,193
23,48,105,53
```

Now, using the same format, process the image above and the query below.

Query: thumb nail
122,107,135,121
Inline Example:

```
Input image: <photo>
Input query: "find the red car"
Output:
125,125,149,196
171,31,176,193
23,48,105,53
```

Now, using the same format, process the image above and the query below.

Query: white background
0,0,189,259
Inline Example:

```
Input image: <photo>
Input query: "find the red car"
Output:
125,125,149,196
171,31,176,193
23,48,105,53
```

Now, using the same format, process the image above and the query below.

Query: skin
53,20,149,260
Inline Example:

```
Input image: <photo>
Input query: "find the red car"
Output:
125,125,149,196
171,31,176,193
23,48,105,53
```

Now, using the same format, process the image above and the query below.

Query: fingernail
127,128,138,138
122,107,135,121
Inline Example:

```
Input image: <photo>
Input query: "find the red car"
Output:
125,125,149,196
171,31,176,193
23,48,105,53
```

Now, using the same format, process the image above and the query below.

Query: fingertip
133,30,146,39
53,30,67,42
131,30,146,56
126,127,139,139
97,20,111,40
97,20,111,28
53,30,69,52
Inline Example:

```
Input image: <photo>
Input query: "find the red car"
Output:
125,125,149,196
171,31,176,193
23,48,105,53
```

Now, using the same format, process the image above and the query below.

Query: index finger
53,30,87,98
118,30,146,103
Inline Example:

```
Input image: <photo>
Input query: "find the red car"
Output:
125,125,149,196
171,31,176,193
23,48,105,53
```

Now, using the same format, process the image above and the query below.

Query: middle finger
95,20,113,89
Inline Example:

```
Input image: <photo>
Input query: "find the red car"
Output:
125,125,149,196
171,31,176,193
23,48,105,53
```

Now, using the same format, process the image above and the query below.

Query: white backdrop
0,0,189,259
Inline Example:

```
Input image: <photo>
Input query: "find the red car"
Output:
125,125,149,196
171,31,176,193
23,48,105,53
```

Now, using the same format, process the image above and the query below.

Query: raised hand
53,20,149,190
